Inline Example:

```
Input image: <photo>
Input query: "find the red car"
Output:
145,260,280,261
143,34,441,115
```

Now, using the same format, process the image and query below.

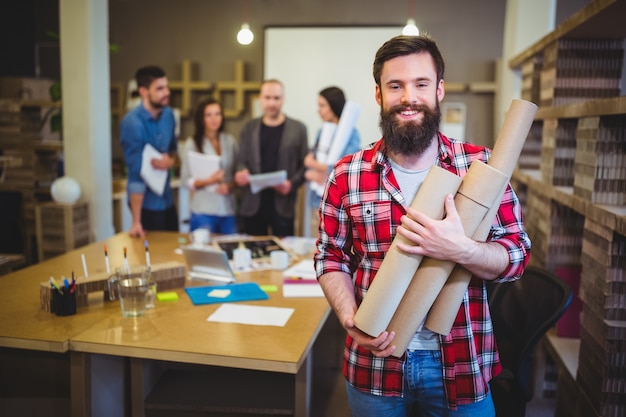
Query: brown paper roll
424,99,537,335
353,166,462,337
388,161,509,356
423,182,505,335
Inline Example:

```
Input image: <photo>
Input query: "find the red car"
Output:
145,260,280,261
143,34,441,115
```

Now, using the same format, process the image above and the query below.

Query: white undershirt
388,159,440,351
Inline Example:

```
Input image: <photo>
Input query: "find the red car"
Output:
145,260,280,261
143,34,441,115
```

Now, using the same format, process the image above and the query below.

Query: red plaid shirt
314,134,531,409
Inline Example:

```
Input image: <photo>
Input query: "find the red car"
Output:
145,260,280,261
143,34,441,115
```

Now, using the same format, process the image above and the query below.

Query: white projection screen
264,27,402,148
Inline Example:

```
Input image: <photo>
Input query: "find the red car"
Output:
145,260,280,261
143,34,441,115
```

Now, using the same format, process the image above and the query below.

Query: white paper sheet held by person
140,143,168,196
249,170,287,194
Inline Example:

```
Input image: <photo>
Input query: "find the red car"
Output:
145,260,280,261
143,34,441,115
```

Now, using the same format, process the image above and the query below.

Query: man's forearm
456,240,510,281
319,271,357,326
129,193,144,225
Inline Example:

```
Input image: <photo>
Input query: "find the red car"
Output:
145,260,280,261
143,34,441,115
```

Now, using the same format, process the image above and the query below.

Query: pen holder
52,290,77,316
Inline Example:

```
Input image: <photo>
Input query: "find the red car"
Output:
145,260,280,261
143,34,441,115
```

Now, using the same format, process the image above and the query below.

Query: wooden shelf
509,0,626,68
512,169,626,236
535,96,626,120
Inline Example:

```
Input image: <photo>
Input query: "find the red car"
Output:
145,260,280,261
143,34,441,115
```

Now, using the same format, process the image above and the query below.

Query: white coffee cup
233,247,252,270
190,228,210,246
270,250,289,270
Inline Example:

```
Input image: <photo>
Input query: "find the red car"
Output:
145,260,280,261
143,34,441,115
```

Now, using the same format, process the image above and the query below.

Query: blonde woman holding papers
180,98,238,233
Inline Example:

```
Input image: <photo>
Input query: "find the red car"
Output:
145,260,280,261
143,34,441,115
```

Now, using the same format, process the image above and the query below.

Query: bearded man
314,35,531,417
120,66,178,238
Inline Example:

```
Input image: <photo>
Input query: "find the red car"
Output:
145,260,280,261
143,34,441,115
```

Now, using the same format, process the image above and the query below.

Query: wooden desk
0,232,331,417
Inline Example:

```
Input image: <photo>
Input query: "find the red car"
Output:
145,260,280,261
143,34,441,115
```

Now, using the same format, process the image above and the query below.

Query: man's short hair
373,35,445,86
135,66,166,89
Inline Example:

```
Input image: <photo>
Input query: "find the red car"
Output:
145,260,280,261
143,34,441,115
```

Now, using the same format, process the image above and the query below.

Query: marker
123,247,129,269
49,276,63,293
104,245,111,274
144,240,151,268
81,253,89,278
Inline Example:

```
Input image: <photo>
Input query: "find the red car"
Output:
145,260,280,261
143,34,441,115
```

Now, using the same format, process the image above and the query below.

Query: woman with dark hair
304,86,361,236
180,98,238,233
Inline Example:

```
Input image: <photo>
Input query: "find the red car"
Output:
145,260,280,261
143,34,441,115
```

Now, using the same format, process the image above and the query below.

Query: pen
123,247,129,269
81,253,89,278
104,245,111,274
144,240,151,268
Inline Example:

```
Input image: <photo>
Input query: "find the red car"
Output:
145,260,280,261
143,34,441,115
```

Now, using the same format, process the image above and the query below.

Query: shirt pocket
348,201,393,253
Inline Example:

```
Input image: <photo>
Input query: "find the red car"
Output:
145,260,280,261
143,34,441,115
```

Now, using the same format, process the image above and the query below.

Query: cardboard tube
389,161,509,356
353,166,462,337
424,182,505,335
423,99,537,335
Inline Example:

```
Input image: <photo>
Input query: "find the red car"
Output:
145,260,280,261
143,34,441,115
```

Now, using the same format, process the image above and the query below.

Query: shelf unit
509,1,626,416
0,95,63,263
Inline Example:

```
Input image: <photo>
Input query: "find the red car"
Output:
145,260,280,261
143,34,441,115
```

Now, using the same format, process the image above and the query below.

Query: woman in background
180,98,238,233
304,86,361,236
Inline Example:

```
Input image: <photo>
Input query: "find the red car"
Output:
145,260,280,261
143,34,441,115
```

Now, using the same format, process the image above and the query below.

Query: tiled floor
311,315,556,417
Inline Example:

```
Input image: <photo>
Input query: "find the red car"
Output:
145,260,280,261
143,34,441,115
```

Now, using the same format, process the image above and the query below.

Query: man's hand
128,221,145,239
344,317,396,358
234,169,250,186
151,153,175,170
396,194,470,261
274,179,292,195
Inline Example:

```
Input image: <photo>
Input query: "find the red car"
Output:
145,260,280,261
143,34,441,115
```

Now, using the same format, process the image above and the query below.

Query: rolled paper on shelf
353,166,462,337
389,161,509,356
423,99,537,335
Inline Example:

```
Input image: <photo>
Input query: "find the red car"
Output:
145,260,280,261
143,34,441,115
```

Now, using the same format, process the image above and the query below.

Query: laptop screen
181,245,235,283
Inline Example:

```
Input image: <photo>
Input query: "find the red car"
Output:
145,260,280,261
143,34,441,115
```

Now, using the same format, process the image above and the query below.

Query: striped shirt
314,133,531,409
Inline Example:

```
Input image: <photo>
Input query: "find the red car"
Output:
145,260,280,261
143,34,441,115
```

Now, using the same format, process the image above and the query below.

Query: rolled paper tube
486,99,538,177
353,166,462,337
389,161,509,356
424,99,537,335
424,182,505,335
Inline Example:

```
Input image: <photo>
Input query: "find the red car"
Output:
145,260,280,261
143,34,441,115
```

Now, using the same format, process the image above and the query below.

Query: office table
0,232,331,417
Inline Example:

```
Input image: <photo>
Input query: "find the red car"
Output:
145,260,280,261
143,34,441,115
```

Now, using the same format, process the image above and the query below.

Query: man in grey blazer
234,79,308,236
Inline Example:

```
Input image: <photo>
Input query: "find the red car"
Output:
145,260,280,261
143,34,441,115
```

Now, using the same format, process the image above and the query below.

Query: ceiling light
402,18,420,36
237,23,254,45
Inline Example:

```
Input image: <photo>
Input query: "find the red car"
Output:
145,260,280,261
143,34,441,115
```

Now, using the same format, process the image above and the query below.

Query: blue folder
185,282,269,305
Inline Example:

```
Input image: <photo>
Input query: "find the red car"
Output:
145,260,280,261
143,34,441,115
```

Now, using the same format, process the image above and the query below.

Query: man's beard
149,96,168,109
380,102,441,157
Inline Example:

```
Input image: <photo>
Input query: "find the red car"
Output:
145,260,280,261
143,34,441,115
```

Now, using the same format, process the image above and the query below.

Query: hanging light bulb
402,18,420,36
237,23,254,45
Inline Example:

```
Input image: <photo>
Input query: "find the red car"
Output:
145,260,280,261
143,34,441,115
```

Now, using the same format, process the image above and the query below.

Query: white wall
264,27,402,148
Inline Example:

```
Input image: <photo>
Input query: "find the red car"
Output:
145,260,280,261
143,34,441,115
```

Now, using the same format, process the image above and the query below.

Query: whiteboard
264,27,402,148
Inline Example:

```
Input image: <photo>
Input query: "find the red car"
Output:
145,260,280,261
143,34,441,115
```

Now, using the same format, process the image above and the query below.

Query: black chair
488,266,573,417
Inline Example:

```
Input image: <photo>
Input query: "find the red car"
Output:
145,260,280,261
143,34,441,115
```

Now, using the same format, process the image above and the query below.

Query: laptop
181,245,236,284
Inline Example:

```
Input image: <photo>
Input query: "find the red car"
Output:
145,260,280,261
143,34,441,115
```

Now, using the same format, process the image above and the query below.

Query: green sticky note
260,285,278,293
157,292,179,302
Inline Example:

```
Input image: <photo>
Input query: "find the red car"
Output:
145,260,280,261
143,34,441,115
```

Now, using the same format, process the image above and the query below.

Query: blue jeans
189,213,237,234
345,350,495,417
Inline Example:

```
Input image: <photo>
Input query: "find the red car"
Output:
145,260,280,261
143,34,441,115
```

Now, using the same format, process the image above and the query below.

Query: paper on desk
207,303,294,327
249,170,287,194
282,260,317,280
140,143,168,196
188,150,221,191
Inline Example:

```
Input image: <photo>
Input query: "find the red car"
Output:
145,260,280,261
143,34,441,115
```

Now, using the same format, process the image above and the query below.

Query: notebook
185,282,269,305
181,245,236,284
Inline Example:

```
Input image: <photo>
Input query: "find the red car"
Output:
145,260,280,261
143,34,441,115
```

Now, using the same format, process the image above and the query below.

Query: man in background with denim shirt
120,66,178,238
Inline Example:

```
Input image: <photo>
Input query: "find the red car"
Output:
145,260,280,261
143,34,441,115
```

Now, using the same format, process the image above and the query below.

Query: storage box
35,201,90,261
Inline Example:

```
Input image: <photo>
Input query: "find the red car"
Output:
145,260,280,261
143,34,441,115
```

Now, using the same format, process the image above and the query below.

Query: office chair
488,266,573,417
